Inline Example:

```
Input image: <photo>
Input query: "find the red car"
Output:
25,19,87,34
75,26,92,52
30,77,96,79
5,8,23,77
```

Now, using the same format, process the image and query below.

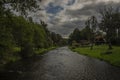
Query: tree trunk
108,40,112,50
90,43,93,50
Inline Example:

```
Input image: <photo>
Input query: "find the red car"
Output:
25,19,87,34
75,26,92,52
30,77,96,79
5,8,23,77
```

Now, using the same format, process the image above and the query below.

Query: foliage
80,26,92,40
69,28,81,45
50,32,65,46
0,0,41,16
0,16,15,64
85,16,98,50
99,6,120,49
0,14,64,65
0,0,67,69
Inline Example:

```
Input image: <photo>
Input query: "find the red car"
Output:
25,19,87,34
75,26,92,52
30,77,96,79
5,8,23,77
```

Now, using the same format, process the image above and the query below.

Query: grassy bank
4,46,57,62
35,46,57,55
71,45,120,67
0,46,57,71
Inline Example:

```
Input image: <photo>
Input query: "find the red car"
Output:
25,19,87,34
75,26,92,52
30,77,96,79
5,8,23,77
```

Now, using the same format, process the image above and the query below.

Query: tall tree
89,16,98,50
99,6,120,49
69,28,81,45
85,16,98,50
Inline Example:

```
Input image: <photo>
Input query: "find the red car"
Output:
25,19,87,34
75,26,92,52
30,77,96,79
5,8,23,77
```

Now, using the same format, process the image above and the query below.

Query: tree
99,6,120,49
0,17,15,64
40,21,53,47
33,23,50,49
0,0,65,64
10,16,34,58
85,16,98,50
80,26,91,41
0,0,41,16
85,19,93,41
0,27,14,63
69,28,81,45
89,16,98,50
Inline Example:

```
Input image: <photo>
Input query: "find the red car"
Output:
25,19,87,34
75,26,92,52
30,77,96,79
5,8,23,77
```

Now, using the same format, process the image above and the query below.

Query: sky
30,0,120,37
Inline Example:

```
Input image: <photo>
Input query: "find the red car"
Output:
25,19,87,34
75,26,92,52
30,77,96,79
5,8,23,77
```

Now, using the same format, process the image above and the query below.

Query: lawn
72,45,120,67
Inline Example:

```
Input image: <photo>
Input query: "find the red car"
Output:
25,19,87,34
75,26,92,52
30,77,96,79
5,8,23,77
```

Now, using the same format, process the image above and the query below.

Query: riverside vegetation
0,0,67,71
0,14,66,70
69,6,120,67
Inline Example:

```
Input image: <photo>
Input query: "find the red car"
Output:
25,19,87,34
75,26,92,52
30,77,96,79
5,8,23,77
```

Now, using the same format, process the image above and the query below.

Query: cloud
34,0,120,37
67,0,75,6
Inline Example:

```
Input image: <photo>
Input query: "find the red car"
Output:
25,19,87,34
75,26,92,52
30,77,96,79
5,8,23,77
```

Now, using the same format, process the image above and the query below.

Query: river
0,47,120,80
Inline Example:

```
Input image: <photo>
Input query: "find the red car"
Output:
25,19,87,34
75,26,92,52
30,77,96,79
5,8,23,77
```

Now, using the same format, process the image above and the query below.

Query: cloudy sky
31,0,120,37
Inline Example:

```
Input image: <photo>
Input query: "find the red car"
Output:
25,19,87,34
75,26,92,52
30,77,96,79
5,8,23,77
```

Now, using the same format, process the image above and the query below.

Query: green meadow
72,45,120,67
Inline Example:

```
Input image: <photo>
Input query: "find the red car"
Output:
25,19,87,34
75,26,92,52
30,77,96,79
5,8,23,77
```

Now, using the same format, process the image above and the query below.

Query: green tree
69,28,81,45
99,6,120,49
0,17,15,64
84,16,98,50
81,23,92,41
89,16,98,50
10,16,34,58
33,23,50,49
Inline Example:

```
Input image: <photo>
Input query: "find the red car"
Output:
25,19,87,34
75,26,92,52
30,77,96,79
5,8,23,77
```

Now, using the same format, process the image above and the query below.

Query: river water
0,47,120,80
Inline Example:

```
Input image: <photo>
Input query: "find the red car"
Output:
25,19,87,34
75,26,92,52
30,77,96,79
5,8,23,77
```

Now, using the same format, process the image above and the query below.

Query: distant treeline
69,6,120,50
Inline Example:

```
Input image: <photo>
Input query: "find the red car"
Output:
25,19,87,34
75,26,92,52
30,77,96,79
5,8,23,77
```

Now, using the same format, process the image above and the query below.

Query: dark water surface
0,47,120,80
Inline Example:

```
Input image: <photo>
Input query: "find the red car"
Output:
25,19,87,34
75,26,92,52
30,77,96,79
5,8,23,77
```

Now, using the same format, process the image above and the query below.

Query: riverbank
35,46,57,55
0,46,57,72
70,45,120,67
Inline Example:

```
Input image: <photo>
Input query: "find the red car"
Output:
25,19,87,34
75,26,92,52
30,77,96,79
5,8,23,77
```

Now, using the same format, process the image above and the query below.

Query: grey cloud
66,1,120,17
36,0,120,37
48,19,85,37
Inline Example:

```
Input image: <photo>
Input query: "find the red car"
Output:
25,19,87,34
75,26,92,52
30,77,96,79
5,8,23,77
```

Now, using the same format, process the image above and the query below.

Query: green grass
35,46,57,55
71,45,120,67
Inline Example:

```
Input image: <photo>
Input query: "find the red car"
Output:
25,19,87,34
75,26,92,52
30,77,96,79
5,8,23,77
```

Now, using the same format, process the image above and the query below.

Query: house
80,40,90,46
94,35,106,45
